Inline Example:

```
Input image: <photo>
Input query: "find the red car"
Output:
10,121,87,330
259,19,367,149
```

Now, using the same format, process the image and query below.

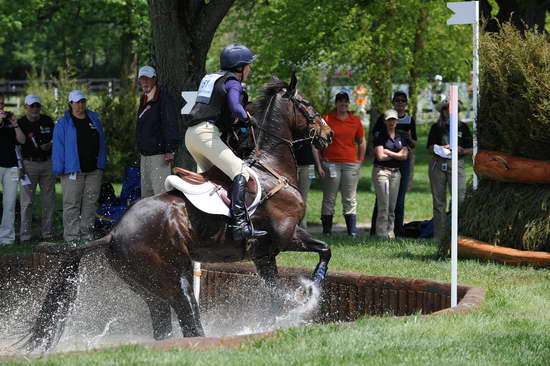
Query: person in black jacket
136,65,180,198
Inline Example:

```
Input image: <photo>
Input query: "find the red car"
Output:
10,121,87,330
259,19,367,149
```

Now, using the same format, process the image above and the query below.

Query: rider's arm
225,79,249,122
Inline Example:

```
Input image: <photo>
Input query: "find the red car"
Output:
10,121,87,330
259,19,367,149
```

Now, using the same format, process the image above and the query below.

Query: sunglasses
393,99,407,103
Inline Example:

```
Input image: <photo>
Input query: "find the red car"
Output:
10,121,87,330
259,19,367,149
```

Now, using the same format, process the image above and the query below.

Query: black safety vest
188,71,238,133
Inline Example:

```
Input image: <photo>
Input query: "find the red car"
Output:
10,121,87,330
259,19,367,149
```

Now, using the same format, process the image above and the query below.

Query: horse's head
282,73,333,150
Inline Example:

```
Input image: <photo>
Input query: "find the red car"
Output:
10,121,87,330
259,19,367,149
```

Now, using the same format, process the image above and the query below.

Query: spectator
293,141,324,229
370,92,417,237
427,101,473,238
18,94,56,242
320,90,366,236
372,109,408,239
136,65,180,198
0,93,26,245
53,90,107,242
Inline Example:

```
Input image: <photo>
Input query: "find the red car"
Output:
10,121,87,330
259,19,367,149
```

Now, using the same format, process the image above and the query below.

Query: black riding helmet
220,43,256,70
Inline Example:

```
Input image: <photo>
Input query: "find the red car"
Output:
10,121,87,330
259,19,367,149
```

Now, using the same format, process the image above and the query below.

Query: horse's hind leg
169,272,204,337
143,296,172,340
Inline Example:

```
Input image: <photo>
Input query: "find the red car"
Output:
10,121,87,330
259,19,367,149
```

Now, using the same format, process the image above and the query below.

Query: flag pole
449,85,459,307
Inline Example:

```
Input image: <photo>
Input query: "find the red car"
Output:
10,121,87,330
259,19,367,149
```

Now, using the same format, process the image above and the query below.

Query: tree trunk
408,7,428,120
120,31,138,91
147,0,236,169
481,0,550,33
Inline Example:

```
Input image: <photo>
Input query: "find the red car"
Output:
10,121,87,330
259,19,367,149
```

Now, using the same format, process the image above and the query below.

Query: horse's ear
284,72,298,98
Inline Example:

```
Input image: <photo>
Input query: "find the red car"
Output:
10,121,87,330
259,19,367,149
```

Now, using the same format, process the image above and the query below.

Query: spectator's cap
138,66,157,79
392,91,408,102
435,101,448,113
434,74,443,81
68,90,86,103
384,109,399,121
335,89,350,103
24,94,41,105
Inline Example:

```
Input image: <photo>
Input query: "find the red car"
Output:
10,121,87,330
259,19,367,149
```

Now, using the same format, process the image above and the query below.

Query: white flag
447,1,478,25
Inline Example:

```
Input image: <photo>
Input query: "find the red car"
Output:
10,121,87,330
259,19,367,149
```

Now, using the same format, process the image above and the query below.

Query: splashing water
0,256,323,357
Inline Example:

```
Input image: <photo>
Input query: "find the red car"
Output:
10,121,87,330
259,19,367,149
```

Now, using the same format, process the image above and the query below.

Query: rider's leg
230,173,267,240
185,122,265,240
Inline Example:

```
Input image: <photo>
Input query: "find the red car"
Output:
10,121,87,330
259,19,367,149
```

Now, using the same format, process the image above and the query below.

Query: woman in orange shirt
320,91,366,236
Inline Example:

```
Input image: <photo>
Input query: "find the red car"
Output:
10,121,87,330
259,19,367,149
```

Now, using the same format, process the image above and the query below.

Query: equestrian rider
185,43,267,241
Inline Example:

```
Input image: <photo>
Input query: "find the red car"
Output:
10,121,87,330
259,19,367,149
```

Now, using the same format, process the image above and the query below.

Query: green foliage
478,23,550,160
24,66,91,118
0,0,149,79
214,0,471,115
458,180,550,252
24,69,138,182
95,91,140,182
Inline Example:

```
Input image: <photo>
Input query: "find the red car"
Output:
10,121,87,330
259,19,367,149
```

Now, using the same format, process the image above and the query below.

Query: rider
185,43,267,241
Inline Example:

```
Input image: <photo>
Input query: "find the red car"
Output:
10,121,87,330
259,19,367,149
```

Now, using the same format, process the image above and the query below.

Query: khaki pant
297,165,314,229
20,160,56,241
0,167,18,245
429,159,466,238
320,162,361,216
140,154,172,198
185,122,251,181
372,166,401,238
60,169,102,242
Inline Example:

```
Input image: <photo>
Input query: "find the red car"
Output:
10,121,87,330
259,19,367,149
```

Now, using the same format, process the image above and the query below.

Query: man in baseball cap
18,93,56,242
136,65,180,198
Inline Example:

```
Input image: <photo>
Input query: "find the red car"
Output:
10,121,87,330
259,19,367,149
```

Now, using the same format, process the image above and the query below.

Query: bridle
252,90,323,153
247,89,326,204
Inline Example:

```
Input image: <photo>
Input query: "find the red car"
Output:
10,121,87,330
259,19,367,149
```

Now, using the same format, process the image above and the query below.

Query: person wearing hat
186,43,266,241
427,101,473,238
136,65,180,198
320,90,366,236
52,90,107,242
371,109,409,239
18,94,56,242
0,93,26,245
369,91,417,237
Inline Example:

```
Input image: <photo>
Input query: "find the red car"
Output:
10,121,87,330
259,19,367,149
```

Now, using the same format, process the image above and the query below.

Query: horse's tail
18,234,113,352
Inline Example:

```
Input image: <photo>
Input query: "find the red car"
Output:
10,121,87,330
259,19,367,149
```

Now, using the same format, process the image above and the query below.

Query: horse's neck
256,122,298,185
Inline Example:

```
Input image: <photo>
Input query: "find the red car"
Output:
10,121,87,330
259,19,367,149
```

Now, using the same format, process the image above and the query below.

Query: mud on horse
21,74,333,351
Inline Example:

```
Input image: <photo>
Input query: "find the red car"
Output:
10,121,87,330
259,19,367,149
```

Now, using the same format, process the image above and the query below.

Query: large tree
147,0,236,169
481,0,550,33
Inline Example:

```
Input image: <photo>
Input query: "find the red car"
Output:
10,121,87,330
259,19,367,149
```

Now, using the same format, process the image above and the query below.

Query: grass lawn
3,237,549,365
2,124,549,365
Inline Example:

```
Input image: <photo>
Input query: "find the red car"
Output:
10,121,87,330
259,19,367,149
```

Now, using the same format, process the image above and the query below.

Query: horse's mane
253,77,289,124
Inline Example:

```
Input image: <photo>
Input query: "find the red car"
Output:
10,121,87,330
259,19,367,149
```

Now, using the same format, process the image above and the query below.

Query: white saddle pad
164,170,262,217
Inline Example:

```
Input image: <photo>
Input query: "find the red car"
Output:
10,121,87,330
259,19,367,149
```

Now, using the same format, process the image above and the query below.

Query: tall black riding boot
321,215,333,235
344,214,358,237
230,174,267,241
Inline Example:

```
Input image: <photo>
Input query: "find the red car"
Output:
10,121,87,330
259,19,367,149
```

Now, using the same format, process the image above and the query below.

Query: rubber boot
230,174,267,241
344,214,358,237
321,215,333,235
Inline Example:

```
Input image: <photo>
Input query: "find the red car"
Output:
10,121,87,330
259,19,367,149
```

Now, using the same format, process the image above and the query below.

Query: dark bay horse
22,75,333,351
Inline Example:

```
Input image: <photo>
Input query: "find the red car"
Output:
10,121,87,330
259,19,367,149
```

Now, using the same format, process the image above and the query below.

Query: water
0,254,321,357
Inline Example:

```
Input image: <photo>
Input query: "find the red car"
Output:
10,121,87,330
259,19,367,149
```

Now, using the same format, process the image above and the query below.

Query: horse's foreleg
293,226,332,283
253,255,279,288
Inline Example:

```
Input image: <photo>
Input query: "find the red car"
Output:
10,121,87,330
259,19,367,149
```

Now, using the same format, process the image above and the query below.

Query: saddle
165,166,261,217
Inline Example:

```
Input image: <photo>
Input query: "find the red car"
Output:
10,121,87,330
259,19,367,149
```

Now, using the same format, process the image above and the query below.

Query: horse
21,75,334,351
